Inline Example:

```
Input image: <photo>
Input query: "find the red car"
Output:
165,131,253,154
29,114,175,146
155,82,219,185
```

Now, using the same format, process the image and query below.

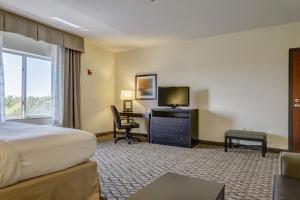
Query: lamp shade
120,90,134,100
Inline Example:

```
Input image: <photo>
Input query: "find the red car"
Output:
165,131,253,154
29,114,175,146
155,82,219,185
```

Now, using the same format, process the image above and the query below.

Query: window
3,50,52,119
3,52,22,119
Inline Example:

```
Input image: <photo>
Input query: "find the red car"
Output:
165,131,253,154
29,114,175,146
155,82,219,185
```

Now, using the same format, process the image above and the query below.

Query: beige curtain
63,48,81,129
63,32,84,52
37,24,64,46
4,12,38,41
0,9,84,52
0,10,4,31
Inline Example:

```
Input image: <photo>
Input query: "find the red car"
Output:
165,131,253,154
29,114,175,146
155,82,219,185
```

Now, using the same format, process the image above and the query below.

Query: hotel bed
0,122,100,200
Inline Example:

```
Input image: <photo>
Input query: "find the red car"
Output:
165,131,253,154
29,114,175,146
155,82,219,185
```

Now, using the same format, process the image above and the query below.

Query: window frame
3,48,52,119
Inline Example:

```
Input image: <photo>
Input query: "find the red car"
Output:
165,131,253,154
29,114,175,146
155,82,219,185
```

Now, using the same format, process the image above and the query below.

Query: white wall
81,43,115,134
115,22,300,150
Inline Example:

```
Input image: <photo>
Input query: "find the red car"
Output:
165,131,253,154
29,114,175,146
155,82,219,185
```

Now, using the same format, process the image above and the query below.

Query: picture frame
135,74,157,100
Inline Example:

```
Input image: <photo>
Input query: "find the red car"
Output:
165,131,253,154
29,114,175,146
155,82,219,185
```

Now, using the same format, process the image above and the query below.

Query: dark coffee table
127,172,225,200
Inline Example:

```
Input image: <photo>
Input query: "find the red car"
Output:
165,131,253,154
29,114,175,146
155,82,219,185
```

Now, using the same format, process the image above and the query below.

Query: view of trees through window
5,96,51,118
3,51,52,119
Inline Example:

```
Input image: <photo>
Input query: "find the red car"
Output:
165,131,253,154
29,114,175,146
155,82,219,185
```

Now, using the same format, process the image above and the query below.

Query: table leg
148,115,151,143
222,186,225,200
113,122,116,139
262,140,267,157
224,136,228,152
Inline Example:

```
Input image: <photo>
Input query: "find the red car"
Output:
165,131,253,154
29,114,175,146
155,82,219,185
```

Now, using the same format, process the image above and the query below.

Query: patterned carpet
92,136,279,200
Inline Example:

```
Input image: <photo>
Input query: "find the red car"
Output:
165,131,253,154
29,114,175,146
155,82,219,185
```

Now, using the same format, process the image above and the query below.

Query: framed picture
135,74,157,100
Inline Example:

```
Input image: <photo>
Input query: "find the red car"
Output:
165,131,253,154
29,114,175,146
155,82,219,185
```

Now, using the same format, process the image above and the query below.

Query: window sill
7,116,52,120
7,117,52,125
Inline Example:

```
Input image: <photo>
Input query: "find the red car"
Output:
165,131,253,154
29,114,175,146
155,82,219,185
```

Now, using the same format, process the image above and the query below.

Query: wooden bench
224,130,267,157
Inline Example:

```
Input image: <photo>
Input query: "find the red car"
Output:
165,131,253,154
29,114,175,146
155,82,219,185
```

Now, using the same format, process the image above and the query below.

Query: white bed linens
0,122,96,188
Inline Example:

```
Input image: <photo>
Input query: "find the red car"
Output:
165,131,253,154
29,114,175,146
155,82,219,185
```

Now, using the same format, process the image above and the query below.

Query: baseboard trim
198,139,224,146
95,131,113,137
95,132,286,152
268,147,288,153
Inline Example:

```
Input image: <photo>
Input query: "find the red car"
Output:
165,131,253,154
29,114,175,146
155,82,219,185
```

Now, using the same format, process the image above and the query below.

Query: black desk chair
111,105,141,144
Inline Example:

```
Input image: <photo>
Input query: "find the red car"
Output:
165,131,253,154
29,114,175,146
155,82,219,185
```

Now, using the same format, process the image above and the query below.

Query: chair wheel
128,141,131,144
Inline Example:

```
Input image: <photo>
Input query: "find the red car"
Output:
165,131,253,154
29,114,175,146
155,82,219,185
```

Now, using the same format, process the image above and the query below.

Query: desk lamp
120,90,134,112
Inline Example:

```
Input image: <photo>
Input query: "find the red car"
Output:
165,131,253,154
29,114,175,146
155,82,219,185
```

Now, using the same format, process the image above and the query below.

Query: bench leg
229,138,232,149
264,140,267,156
224,136,228,152
262,140,267,157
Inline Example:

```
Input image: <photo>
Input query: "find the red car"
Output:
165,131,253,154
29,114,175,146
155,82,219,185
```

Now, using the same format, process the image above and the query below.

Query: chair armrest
281,152,300,180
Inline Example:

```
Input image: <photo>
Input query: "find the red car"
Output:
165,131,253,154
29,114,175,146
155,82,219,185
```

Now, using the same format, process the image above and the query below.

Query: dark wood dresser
150,108,198,148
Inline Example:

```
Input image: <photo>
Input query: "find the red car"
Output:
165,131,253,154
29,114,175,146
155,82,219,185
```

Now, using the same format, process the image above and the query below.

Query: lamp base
123,100,133,112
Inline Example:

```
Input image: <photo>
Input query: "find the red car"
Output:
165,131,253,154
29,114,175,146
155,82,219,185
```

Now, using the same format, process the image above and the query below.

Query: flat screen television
158,87,190,108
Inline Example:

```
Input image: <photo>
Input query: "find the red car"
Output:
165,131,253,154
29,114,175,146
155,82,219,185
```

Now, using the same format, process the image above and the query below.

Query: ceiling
0,0,300,52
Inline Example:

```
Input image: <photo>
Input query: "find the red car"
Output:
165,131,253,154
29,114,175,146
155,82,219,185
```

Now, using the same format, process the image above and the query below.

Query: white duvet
0,122,96,188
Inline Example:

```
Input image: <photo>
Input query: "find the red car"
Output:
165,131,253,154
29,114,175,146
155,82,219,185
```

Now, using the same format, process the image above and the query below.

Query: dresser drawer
152,117,189,131
152,134,190,145
150,109,198,148
151,117,189,135
151,117,188,126
151,125,187,135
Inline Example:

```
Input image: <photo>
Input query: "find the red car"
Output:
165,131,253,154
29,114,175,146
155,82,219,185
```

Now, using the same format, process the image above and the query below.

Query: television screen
158,87,189,108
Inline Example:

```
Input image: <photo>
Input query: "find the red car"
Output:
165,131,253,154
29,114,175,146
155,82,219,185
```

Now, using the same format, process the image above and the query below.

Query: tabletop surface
120,112,150,117
127,172,225,200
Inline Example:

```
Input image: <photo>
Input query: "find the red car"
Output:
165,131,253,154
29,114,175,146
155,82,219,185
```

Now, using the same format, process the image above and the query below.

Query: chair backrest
111,105,122,129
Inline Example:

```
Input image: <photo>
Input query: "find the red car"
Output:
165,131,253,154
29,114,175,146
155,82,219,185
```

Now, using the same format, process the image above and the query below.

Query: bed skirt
0,161,100,200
